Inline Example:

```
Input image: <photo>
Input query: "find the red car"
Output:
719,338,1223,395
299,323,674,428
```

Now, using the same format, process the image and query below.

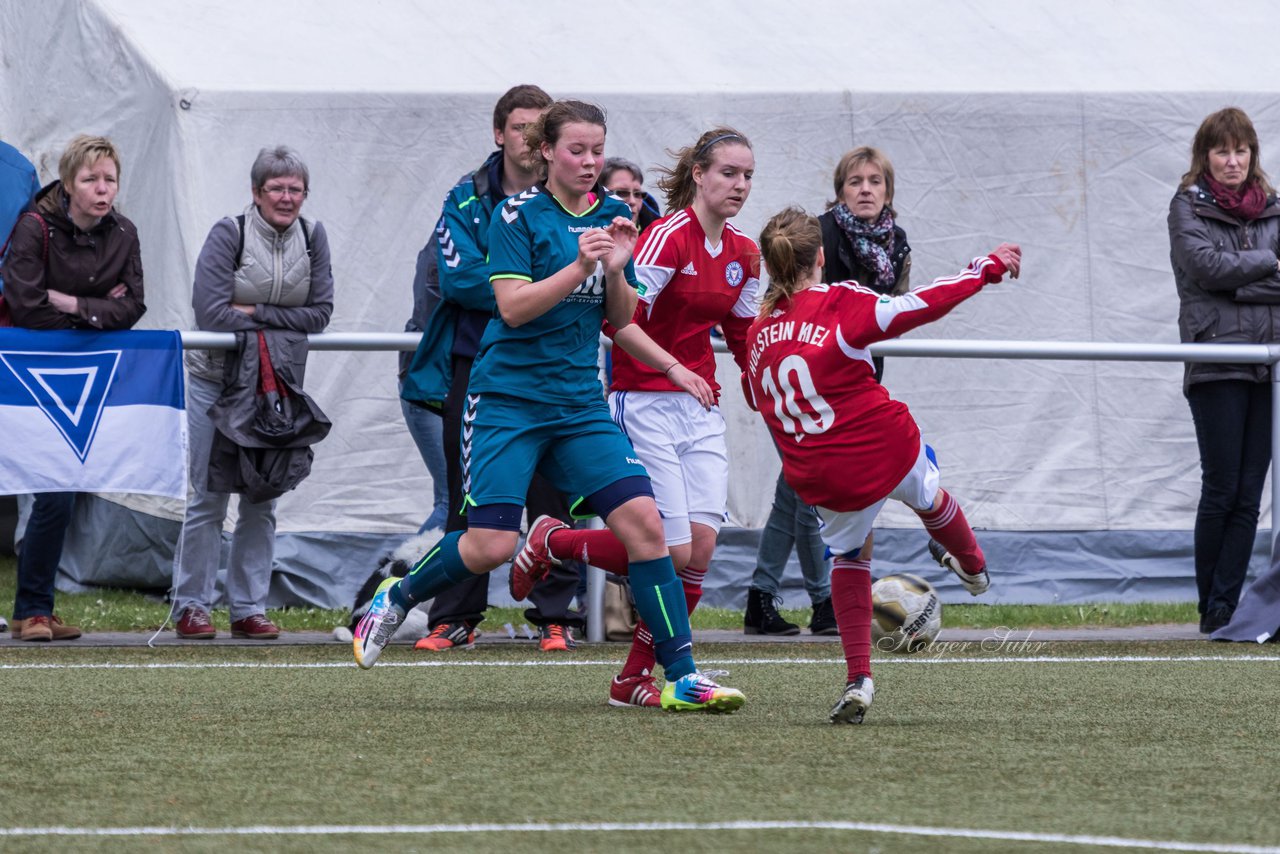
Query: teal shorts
461,392,650,511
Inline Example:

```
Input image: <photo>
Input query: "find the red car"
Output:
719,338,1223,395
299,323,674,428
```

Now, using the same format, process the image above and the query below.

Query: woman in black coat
1168,107,1280,634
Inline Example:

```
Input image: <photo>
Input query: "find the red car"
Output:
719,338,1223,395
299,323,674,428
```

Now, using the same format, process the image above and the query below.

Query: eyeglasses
261,185,309,199
609,189,645,200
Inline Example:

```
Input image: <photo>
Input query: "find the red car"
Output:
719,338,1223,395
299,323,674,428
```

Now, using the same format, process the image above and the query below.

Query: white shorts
609,390,728,546
814,441,941,557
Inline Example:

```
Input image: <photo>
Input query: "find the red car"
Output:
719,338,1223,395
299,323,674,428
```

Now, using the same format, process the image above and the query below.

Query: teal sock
629,556,696,680
395,530,473,608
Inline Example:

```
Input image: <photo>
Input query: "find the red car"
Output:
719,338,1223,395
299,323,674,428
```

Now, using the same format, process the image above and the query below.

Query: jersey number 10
759,354,835,438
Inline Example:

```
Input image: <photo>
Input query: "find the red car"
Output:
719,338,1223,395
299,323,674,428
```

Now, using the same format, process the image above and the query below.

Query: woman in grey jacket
1168,107,1280,634
171,146,334,640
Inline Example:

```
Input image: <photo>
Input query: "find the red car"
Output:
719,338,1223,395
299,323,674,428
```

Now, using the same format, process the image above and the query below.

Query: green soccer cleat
353,577,406,669
660,672,745,714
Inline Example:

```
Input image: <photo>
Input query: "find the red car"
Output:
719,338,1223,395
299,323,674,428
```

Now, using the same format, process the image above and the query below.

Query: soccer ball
871,573,943,653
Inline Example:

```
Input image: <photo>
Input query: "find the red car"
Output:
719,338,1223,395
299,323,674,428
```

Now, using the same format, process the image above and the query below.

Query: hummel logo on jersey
438,226,461,269
500,187,540,224
680,262,697,276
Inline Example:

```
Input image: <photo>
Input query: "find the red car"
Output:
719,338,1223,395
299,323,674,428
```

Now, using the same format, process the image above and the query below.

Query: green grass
0,558,1198,634
0,641,1276,853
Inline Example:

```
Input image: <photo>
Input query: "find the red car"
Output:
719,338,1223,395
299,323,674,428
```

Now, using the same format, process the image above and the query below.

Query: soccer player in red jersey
511,128,762,708
746,206,1020,723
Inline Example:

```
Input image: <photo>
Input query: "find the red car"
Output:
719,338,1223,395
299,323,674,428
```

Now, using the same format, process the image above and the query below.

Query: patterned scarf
1203,175,1267,221
831,203,896,289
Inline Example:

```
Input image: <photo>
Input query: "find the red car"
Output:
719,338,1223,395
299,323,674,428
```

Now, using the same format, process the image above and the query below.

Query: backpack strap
235,214,246,268
1,211,48,264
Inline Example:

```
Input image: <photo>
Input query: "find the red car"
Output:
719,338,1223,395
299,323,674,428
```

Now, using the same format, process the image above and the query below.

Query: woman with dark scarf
1169,107,1280,635
819,146,911,384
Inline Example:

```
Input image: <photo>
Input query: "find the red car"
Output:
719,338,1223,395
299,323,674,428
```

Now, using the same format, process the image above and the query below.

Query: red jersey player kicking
746,206,1020,724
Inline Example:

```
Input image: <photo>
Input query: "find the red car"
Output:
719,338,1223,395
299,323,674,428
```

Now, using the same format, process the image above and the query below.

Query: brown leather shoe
48,615,82,640
230,614,280,639
13,616,53,642
176,607,217,639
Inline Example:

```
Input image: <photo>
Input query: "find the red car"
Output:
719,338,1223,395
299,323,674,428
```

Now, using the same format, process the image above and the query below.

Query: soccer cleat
510,515,567,601
353,577,407,668
608,669,661,708
659,672,745,714
413,621,476,651
830,676,875,724
928,538,990,596
538,623,577,652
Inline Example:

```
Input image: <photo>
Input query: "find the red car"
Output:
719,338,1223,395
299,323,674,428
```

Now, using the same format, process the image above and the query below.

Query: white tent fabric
3,0,1279,605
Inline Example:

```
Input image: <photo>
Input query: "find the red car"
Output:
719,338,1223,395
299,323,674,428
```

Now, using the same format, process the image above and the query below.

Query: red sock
832,557,872,682
547,528,630,574
915,488,985,574
619,566,705,679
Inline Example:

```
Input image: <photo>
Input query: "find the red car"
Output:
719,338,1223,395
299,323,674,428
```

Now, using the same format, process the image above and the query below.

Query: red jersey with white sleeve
608,207,762,400
746,254,1009,512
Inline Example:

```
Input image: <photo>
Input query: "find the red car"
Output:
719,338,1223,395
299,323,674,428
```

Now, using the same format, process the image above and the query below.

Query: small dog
346,529,441,637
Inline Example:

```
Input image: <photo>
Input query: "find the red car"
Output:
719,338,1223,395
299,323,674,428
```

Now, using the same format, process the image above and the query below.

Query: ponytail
758,206,822,318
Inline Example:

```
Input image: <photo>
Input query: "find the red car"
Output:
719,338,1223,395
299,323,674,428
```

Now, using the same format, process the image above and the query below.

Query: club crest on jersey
725,261,745,288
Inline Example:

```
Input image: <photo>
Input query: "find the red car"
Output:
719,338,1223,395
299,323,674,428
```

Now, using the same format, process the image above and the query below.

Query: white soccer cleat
830,676,875,724
928,538,990,596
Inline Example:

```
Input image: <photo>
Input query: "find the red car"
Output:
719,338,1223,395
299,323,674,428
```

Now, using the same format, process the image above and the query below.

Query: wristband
664,362,679,377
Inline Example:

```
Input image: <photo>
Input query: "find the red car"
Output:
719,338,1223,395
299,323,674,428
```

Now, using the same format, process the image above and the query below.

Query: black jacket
206,329,331,503
1168,185,1280,392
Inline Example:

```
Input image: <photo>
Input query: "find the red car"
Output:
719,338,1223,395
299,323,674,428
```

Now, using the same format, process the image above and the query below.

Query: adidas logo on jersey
680,262,697,276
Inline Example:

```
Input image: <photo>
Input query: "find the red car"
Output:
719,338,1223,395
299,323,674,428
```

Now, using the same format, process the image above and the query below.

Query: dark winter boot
743,587,801,636
809,596,839,636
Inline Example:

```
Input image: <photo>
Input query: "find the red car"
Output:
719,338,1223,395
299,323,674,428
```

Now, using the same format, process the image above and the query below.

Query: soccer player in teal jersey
355,100,744,713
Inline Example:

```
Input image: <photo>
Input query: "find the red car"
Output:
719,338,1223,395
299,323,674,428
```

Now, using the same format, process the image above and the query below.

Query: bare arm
612,323,715,409
493,227,615,327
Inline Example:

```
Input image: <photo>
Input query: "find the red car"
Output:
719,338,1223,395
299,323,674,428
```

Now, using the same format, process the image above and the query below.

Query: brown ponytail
758,207,822,318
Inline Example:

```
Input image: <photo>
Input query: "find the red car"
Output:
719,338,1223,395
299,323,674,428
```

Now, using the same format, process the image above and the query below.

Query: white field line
0,655,1278,672
0,819,1275,851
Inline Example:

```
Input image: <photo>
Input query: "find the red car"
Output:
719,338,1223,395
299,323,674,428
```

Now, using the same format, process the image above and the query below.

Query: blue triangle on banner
0,350,122,463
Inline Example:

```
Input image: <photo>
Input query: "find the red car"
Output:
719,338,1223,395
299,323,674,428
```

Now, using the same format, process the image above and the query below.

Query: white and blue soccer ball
871,573,942,653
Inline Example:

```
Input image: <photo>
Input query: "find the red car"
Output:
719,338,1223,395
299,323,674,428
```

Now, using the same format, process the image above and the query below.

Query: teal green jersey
470,184,638,405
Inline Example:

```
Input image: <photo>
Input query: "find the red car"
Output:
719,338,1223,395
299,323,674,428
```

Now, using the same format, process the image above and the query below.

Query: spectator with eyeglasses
171,145,333,641
602,157,661,234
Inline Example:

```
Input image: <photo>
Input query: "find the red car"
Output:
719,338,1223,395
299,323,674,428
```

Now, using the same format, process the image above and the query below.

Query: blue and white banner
0,329,187,499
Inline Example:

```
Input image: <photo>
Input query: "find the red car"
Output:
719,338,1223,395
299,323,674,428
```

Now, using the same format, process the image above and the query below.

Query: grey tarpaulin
5,1,1279,606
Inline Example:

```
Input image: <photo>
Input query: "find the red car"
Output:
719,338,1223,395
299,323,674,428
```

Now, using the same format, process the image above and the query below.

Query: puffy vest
234,203,312,306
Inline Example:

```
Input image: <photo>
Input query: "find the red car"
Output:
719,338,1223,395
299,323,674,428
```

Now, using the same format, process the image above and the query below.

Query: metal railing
181,332,1280,641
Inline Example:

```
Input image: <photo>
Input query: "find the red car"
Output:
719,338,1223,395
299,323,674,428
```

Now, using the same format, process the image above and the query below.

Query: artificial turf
1,641,1276,853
